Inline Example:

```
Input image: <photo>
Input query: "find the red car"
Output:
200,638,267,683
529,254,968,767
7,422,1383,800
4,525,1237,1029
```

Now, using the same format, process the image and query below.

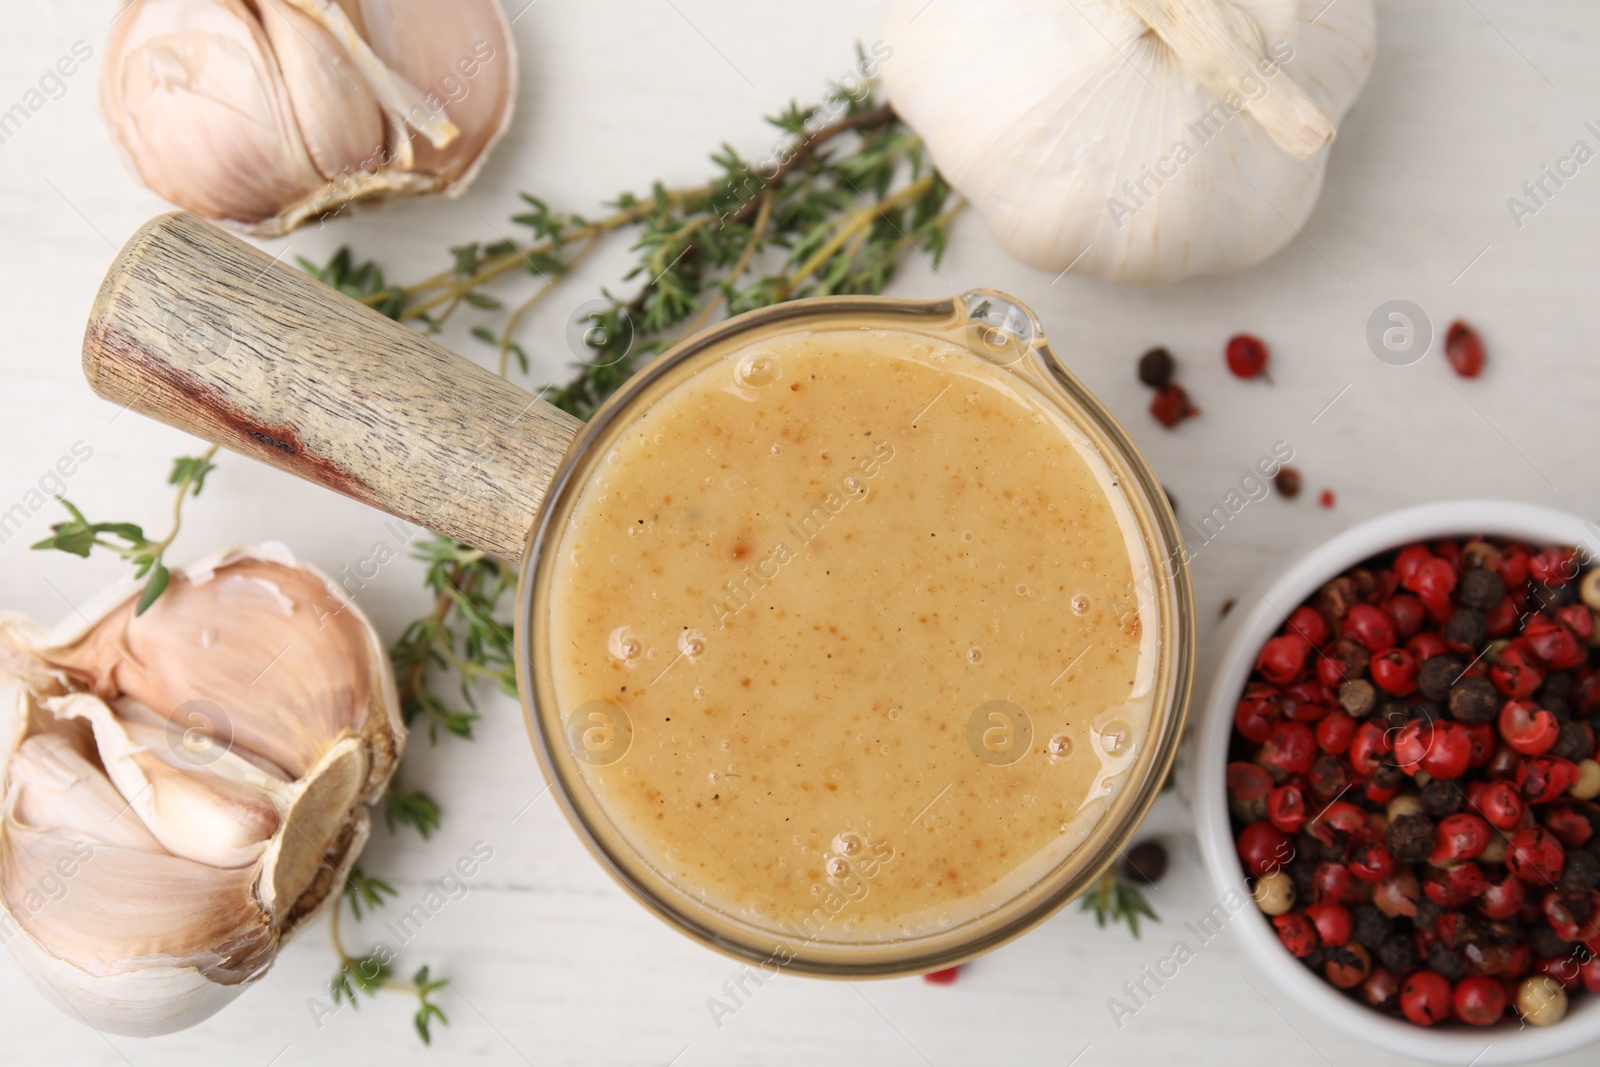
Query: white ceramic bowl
1192,500,1600,1065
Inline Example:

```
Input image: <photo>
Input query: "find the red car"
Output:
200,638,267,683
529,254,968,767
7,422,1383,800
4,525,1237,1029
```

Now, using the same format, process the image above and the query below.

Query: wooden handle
82,212,582,561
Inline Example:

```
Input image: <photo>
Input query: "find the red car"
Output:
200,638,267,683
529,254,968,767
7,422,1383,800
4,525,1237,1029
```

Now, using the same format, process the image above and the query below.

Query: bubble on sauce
770,443,782,456
678,629,706,657
825,856,850,879
1015,584,1032,597
961,530,974,542
1071,595,1091,615
967,647,983,664
888,707,901,720
707,771,720,783
737,354,781,388
833,832,863,856
1098,720,1134,757
1047,734,1073,760
608,626,642,661
693,686,707,700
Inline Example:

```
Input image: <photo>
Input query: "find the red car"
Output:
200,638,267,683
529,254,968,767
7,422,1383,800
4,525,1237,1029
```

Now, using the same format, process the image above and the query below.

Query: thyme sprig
32,446,219,615
1081,869,1161,939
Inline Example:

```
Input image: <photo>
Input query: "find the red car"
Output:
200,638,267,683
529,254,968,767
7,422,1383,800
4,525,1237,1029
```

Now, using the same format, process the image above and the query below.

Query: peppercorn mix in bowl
1194,501,1600,1065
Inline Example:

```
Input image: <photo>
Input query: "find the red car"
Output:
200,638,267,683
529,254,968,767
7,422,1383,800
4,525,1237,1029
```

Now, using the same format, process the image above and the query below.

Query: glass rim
514,290,1197,976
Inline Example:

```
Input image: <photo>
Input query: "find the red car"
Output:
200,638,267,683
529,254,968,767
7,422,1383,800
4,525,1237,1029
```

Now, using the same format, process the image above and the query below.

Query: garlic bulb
882,0,1376,283
0,544,403,1036
102,0,517,236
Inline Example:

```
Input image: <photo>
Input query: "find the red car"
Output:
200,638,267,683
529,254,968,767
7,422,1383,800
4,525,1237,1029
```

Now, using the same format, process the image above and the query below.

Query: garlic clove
349,0,517,182
257,0,386,182
102,0,327,225
39,555,392,790
6,728,165,854
0,807,272,984
52,694,279,870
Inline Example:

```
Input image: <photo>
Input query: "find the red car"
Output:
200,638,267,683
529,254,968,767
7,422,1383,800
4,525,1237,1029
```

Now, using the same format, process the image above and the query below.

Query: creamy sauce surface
547,328,1156,941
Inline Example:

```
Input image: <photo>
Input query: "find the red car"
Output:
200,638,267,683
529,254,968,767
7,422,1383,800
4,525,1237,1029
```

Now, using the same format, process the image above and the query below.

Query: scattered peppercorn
1149,382,1198,428
1444,320,1486,379
923,967,960,985
1121,840,1168,886
1274,467,1302,500
1221,598,1236,619
1138,347,1175,388
1225,334,1271,380
1319,490,1336,508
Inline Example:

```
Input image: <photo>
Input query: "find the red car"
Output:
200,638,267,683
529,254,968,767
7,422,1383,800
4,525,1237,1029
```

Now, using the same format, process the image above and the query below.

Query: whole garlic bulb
102,0,518,236
0,544,403,1036
883,0,1376,283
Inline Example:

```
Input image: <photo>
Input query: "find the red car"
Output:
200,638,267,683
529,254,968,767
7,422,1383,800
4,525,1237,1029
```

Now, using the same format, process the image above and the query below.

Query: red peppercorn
923,966,960,984
1149,382,1197,428
1225,333,1270,379
1478,869,1527,920
1363,966,1402,1010
1312,861,1354,904
1404,557,1459,606
1521,756,1579,805
1522,614,1586,670
1307,800,1367,847
1499,942,1533,979
1543,888,1600,943
1234,689,1282,745
1490,640,1546,699
1443,320,1486,378
1461,722,1497,768
1272,912,1318,957
1557,603,1594,642
1393,720,1432,776
1475,780,1525,831
1255,633,1312,686
1383,594,1426,641
1394,545,1433,586
1536,955,1584,992
1482,595,1518,638
1237,821,1294,877
1420,722,1474,780
1258,721,1318,778
1400,970,1455,1026
1430,813,1492,865
1499,699,1560,756
1315,711,1357,756
1580,957,1600,994
1319,490,1336,509
1347,834,1397,884
1507,827,1566,884
1453,974,1506,1026
1286,605,1331,649
1544,804,1595,849
1425,864,1489,908
1325,943,1372,989
1341,604,1396,653
1304,902,1353,946
1267,784,1308,834
1371,648,1420,696
1529,546,1576,587
1347,721,1391,777
1407,631,1450,660
1280,680,1335,723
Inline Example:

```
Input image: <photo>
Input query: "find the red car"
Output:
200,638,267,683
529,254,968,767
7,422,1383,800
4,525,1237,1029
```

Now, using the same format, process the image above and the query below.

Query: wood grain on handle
82,212,582,561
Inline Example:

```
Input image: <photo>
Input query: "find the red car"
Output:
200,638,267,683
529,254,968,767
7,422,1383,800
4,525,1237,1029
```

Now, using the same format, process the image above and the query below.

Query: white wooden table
3,1,1599,1063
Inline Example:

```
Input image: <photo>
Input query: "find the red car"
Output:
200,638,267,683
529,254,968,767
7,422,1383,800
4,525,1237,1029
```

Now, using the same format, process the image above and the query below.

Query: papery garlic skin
883,0,1377,283
0,544,402,1037
101,0,518,236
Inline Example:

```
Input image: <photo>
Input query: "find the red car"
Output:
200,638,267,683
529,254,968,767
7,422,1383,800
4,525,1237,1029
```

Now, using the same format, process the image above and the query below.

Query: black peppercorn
1121,840,1168,885
1377,933,1418,974
1274,467,1302,500
1411,700,1444,724
1420,778,1465,817
1138,347,1174,387
1426,943,1468,981
1372,763,1405,791
1444,608,1487,651
1458,568,1507,611
1385,813,1437,864
1561,849,1600,893
1552,721,1594,762
1538,684,1573,722
1528,923,1575,960
1380,700,1412,731
1351,903,1392,949
1418,656,1464,702
1449,676,1500,724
